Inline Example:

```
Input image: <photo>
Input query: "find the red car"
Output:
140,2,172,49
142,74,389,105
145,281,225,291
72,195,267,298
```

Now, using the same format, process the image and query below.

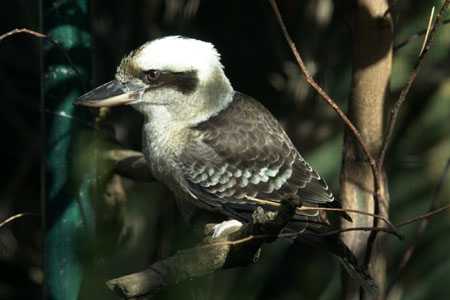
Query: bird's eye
144,70,161,83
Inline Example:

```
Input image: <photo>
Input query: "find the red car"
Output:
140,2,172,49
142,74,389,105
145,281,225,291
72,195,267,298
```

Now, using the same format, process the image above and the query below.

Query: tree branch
107,200,299,299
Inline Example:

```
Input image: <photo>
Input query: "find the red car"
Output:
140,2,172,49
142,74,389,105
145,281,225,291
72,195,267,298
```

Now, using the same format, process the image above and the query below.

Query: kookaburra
76,36,375,292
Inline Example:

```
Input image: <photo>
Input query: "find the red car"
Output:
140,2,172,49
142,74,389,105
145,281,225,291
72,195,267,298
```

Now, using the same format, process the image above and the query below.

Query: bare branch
379,0,450,165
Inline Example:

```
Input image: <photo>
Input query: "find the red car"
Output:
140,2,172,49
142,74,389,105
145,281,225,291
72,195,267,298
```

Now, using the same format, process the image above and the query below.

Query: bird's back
179,92,342,227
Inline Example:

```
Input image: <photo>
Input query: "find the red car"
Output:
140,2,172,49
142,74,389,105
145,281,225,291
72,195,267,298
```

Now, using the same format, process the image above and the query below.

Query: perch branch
107,222,406,299
107,199,299,299
379,0,450,165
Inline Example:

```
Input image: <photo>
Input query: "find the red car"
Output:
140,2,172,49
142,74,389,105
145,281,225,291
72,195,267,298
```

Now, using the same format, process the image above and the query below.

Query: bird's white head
76,36,234,126
131,36,222,83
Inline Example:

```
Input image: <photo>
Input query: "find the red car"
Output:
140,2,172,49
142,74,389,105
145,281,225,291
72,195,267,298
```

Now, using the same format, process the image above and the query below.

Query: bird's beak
75,80,144,107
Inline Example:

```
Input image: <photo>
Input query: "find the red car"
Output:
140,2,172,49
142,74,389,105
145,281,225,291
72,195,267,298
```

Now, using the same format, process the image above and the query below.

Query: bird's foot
211,219,243,239
251,206,279,241
252,206,276,224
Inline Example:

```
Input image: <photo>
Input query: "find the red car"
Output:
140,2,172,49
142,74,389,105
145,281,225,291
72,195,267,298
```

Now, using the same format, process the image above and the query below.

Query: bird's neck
185,68,234,125
190,89,234,126
141,70,234,164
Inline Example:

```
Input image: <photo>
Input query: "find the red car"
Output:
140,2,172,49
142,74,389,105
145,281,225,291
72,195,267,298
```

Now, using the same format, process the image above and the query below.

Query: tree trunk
340,1,393,299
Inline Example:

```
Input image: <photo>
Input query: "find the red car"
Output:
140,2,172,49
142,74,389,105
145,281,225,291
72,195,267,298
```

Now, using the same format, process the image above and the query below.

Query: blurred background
0,0,449,299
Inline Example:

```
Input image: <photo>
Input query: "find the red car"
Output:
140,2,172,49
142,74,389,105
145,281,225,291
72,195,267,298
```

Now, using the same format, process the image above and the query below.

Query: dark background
0,1,449,299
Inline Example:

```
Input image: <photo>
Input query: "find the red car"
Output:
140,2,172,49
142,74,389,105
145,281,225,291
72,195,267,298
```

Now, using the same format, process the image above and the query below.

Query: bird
76,36,376,293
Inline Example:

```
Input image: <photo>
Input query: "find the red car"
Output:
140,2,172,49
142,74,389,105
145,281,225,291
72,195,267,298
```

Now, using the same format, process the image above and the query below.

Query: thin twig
268,0,383,202
317,226,397,238
297,207,400,236
379,0,450,166
0,28,83,82
397,202,450,228
386,159,450,296
396,160,450,228
394,19,450,51
0,213,36,229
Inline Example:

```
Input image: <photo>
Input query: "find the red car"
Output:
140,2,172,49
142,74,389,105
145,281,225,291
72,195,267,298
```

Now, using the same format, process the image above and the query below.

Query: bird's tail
291,229,378,295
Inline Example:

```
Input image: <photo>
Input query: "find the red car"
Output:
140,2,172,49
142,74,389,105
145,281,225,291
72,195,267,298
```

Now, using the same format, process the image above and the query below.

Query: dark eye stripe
142,70,199,95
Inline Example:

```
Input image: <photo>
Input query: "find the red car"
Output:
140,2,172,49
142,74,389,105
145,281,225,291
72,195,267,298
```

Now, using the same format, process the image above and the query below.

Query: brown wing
179,92,336,222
